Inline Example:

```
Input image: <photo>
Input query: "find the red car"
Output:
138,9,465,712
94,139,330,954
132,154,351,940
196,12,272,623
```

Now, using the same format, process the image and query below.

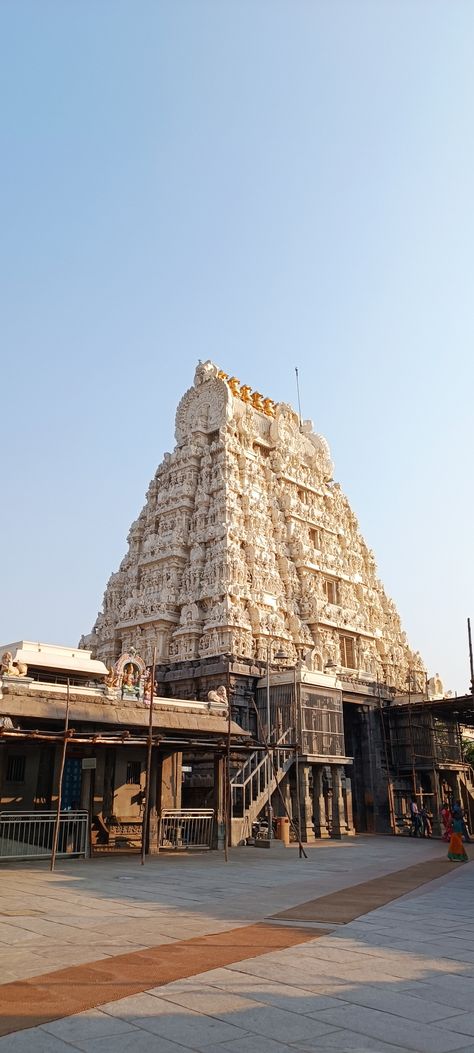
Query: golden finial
240,384,252,403
263,397,276,418
228,376,241,397
252,391,264,411
217,370,228,381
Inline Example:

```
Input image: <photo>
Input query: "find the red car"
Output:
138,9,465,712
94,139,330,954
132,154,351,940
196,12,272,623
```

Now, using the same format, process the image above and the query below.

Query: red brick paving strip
270,857,456,924
0,923,321,1037
0,854,456,1037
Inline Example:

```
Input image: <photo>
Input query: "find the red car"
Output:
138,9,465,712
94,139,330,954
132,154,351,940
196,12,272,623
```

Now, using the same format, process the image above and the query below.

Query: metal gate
0,811,89,861
159,809,214,850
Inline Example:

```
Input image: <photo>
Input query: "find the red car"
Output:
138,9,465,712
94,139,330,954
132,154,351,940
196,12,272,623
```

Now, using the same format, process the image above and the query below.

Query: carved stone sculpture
207,685,228,707
1,652,28,677
427,673,444,698
0,715,17,728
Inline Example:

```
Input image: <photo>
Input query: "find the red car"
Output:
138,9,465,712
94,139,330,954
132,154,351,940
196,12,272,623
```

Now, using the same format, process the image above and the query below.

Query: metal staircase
230,726,295,843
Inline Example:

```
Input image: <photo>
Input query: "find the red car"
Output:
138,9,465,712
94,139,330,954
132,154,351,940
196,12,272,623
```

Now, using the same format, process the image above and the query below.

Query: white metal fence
159,809,214,850
0,811,89,861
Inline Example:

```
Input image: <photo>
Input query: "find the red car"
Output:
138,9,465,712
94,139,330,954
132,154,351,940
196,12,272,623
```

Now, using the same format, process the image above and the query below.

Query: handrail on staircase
230,726,294,791
460,762,474,789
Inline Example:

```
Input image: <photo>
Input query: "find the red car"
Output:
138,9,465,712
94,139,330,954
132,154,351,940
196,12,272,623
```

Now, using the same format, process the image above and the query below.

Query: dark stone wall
343,702,392,834
156,657,264,732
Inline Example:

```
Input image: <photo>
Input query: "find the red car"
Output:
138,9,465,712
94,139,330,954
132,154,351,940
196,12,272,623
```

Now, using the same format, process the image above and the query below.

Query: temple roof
0,641,108,678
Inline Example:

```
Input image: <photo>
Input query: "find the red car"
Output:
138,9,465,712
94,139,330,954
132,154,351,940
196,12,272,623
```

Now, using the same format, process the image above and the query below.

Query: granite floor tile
296,942,381,965
101,990,249,1044
41,1008,137,1042
100,991,185,1020
307,1004,471,1053
309,984,464,1024
433,1048,474,1053
205,1038,305,1053
400,981,474,1013
56,1026,194,1052
112,1003,248,1049
0,1029,79,1052
340,956,463,983
0,839,470,1052
228,956,347,987
293,1031,422,1052
438,1014,474,1039
193,967,344,1013
150,983,338,1043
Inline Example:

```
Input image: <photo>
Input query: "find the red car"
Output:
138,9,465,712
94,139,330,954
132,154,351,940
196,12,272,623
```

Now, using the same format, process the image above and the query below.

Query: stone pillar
213,754,226,850
78,767,92,858
313,766,330,838
428,770,441,837
50,745,64,808
93,752,105,818
148,749,160,854
342,772,356,836
331,766,345,839
298,763,316,843
214,754,226,849
80,768,92,811
161,752,182,809
281,772,293,824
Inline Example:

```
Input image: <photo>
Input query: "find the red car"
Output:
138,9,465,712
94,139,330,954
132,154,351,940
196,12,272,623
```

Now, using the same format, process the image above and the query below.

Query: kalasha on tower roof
81,361,424,691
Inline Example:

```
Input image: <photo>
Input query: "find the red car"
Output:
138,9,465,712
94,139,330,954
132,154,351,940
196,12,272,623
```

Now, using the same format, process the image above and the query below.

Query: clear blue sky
1,2,473,692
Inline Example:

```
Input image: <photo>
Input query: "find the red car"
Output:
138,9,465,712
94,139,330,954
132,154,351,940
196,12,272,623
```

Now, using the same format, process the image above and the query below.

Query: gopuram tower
83,361,427,837
84,360,424,700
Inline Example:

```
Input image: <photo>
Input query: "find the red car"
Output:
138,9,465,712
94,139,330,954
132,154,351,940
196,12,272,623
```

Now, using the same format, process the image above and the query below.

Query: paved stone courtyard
0,838,474,1052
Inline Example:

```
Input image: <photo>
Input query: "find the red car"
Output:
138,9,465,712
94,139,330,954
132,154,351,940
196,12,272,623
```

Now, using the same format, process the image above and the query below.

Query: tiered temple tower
83,361,424,694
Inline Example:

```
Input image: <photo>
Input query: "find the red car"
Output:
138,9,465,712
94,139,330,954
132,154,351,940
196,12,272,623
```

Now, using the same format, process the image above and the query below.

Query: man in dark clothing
409,798,422,837
420,805,432,838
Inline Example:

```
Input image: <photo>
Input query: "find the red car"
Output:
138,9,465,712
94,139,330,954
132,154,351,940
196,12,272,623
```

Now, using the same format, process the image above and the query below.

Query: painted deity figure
105,667,117,688
143,669,153,701
121,663,139,699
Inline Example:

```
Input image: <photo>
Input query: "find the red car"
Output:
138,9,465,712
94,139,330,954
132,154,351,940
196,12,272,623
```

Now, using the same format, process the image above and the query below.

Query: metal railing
230,727,294,819
0,811,89,861
159,809,214,850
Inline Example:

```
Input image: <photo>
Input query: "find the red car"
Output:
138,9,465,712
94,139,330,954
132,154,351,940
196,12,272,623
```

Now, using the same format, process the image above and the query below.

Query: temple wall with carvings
82,361,425,693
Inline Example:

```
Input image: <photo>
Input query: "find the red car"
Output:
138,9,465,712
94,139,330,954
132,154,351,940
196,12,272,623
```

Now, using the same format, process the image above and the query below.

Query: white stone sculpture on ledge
1,651,28,678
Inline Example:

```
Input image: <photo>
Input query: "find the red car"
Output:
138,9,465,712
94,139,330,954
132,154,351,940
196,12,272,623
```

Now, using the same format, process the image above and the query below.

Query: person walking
440,802,452,842
448,811,468,862
409,798,422,837
421,805,432,838
452,800,471,843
